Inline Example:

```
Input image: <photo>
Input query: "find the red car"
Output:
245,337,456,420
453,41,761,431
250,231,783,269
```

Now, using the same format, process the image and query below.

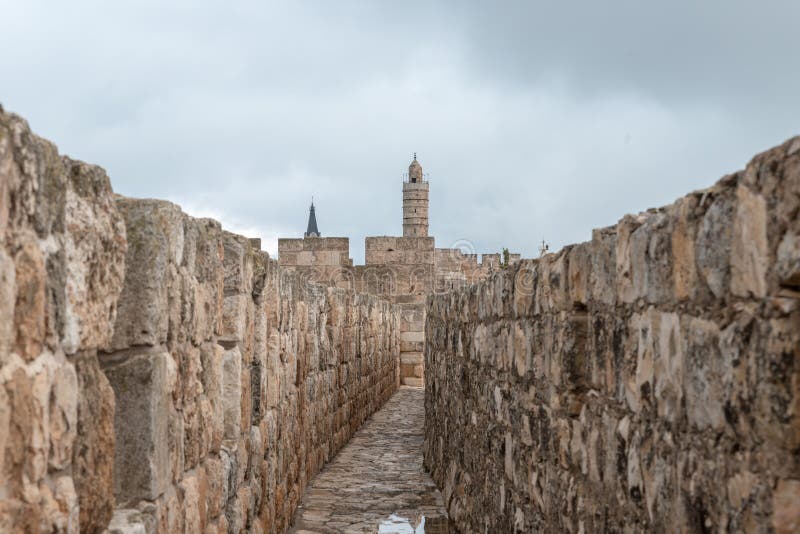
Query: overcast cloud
1,0,798,262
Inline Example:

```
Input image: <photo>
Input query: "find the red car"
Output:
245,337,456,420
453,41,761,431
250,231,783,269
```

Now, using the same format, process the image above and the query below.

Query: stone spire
304,200,320,237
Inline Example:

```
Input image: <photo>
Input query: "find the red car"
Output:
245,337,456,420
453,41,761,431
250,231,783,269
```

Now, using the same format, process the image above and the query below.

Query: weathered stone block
0,248,15,362
696,191,734,299
629,218,653,303
168,403,185,481
103,350,172,505
220,294,248,344
200,342,225,451
683,317,724,431
13,241,46,361
513,261,537,317
616,214,643,304
4,364,51,496
566,244,590,307
560,311,589,391
590,227,617,306
136,486,182,534
652,312,683,423
190,281,221,346
222,346,243,440
183,217,223,281
400,340,423,353
731,185,768,297
61,159,127,354
223,232,254,294
776,232,800,288
112,199,184,349
754,318,800,450
179,471,206,533
400,352,424,365
107,509,147,534
71,351,116,532
0,386,8,487
48,361,78,470
511,322,530,377
643,214,673,304
625,312,652,414
772,479,800,534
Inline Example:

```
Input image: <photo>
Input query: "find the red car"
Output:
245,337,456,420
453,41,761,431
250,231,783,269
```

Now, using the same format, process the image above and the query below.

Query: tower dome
408,154,423,183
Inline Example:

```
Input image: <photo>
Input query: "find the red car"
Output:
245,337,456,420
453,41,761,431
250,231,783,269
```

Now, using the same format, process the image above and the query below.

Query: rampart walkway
290,388,453,533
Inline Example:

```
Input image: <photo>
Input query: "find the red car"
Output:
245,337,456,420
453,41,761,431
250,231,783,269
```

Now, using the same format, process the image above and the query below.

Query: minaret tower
402,153,429,237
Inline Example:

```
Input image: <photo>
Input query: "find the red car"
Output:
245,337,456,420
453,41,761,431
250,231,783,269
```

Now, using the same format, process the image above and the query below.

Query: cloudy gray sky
2,0,798,262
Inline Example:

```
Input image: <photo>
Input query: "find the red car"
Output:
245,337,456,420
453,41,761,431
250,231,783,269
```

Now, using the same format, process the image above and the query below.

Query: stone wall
104,203,399,533
0,107,400,533
434,248,521,293
278,237,354,291
0,108,127,533
276,234,439,387
424,137,800,532
276,236,522,388
278,237,352,268
361,236,435,386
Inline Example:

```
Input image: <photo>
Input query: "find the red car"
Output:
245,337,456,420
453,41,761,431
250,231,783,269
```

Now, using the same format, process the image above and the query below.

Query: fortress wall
364,237,434,386
275,234,438,387
434,249,471,291
434,248,521,292
105,206,399,533
0,108,127,533
278,238,352,268
0,108,400,533
278,237,355,292
424,137,800,533
278,237,350,255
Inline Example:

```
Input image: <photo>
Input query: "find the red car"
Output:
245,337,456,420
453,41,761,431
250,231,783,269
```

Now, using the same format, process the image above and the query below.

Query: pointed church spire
304,199,320,237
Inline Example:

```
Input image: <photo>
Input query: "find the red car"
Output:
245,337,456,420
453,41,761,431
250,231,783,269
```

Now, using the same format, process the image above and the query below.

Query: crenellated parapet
0,107,401,533
423,135,800,533
277,155,522,387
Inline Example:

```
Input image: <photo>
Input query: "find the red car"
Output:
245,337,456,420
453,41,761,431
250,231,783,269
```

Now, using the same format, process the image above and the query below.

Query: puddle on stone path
377,513,455,534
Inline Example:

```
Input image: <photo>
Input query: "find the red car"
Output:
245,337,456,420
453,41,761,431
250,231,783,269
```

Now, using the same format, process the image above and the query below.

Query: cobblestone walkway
290,387,454,534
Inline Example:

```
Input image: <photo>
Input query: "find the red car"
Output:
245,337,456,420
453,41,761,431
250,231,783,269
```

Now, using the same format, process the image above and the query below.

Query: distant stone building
278,156,519,385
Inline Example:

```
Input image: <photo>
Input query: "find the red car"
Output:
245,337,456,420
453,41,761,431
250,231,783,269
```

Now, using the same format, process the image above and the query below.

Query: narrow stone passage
290,387,454,534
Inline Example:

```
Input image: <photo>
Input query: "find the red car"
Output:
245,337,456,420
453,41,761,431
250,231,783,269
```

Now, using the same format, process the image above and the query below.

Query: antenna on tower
413,152,417,160
539,239,550,257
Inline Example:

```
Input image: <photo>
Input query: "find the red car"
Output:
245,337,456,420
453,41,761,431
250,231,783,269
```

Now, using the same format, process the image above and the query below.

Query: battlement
277,155,523,387
434,247,521,292
278,236,352,266
365,236,435,265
